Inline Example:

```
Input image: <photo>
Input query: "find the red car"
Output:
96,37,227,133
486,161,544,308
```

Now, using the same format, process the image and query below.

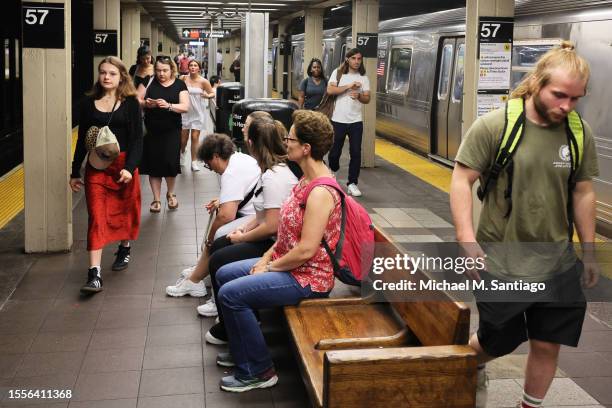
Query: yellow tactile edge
0,128,78,229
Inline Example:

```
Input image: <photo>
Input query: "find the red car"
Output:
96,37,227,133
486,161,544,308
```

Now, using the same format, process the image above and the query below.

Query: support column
23,0,72,252
150,23,159,55
463,0,515,227
140,14,151,48
207,38,218,80
121,5,140,65
241,13,269,97
351,0,379,168
268,27,274,97
275,18,290,97
93,0,120,78
303,8,324,76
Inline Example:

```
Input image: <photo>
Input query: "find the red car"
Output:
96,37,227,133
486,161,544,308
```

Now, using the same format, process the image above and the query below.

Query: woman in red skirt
70,56,143,294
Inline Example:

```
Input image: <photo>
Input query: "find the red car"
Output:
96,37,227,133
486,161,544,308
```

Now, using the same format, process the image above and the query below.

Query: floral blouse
272,177,342,292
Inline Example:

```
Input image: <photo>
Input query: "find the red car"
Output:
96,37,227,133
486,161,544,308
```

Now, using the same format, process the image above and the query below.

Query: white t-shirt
252,164,298,223
219,152,261,215
216,51,223,65
329,68,370,124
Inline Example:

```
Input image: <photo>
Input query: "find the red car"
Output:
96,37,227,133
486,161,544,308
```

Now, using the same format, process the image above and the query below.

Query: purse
315,69,343,119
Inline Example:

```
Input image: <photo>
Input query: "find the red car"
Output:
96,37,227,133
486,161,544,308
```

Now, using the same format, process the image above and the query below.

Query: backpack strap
237,183,258,212
476,98,526,201
565,111,585,241
299,177,347,272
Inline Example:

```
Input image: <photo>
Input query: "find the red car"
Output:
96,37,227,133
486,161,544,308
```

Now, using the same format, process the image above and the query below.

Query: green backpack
476,98,585,240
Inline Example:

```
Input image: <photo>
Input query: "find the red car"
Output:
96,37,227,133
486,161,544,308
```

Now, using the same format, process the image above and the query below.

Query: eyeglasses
283,137,299,143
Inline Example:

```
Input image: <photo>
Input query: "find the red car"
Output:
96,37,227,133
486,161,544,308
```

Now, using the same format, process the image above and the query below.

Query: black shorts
476,300,586,357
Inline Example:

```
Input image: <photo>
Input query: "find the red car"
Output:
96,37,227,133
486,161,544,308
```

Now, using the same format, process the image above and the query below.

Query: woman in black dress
137,55,189,212
129,46,154,89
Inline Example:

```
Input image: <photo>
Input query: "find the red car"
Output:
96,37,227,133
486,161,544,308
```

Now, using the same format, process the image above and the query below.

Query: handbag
87,99,120,170
315,69,343,119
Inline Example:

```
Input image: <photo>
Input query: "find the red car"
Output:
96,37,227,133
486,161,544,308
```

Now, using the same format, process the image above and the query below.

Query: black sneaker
111,245,131,271
81,267,103,294
205,322,228,345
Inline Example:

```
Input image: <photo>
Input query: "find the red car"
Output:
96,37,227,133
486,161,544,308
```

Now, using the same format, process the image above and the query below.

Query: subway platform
0,141,611,407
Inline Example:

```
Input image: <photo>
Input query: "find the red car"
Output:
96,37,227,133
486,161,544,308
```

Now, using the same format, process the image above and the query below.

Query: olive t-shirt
455,106,599,279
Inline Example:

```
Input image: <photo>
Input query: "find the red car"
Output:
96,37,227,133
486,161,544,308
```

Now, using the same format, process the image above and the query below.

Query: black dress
140,78,188,177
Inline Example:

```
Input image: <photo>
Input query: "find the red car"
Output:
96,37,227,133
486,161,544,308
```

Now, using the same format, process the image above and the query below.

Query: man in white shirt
326,48,371,197
217,49,223,77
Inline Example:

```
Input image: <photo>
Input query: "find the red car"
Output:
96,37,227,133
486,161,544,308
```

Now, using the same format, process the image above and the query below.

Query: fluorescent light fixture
227,2,286,5
162,1,222,3
331,4,347,11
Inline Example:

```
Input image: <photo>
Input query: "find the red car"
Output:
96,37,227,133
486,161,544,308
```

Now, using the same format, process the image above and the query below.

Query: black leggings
209,235,275,326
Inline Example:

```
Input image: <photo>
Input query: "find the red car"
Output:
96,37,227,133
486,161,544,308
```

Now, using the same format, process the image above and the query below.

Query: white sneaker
191,161,200,172
347,183,362,197
475,366,488,408
176,266,195,285
166,279,207,297
197,297,218,317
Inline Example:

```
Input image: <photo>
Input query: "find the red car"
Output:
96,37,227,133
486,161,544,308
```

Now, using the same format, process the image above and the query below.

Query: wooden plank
323,346,477,408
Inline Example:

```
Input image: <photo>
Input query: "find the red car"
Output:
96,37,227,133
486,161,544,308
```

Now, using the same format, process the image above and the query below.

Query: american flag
377,61,385,76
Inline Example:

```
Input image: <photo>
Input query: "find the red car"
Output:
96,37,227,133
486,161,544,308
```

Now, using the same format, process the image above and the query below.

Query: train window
437,44,453,100
451,44,465,103
387,47,412,94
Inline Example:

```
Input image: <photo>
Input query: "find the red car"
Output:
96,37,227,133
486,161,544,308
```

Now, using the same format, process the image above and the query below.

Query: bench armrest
298,293,375,307
323,345,477,408
316,328,411,350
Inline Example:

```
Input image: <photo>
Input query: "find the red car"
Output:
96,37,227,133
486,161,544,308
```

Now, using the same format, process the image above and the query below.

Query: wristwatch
168,103,172,111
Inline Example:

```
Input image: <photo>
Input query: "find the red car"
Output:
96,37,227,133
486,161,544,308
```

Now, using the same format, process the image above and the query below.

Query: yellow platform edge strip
0,128,78,230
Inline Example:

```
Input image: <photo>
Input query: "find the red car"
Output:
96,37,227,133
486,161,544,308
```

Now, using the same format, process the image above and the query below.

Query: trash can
215,82,244,136
231,98,298,150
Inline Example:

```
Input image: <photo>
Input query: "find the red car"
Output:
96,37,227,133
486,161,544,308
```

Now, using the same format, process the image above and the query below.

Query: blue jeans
328,121,363,185
216,258,329,378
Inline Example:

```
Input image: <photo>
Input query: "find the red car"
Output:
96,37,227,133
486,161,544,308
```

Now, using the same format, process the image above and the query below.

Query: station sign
356,32,378,58
477,16,514,117
182,28,231,39
93,30,118,56
22,2,65,49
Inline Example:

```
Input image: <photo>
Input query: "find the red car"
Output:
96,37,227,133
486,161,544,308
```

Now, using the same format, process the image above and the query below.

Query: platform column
140,13,151,49
463,0,515,226
241,12,269,97
207,38,218,80
150,23,159,56
23,0,72,252
351,0,379,168
303,8,324,77
120,4,140,65
93,0,120,79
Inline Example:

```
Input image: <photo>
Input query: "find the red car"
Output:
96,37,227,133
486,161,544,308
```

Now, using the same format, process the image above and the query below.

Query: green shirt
456,106,599,279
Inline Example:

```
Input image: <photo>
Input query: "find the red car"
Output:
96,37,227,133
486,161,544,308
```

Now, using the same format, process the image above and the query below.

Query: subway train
278,0,612,233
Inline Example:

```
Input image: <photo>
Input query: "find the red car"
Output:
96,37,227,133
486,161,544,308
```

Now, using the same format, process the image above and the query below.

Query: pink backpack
300,177,375,286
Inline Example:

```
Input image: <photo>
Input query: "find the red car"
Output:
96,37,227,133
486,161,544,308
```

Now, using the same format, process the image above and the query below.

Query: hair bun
559,40,575,51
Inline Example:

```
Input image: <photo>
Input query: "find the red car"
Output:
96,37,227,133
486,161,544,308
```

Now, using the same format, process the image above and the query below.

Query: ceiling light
162,1,222,3
331,4,347,11
227,2,286,5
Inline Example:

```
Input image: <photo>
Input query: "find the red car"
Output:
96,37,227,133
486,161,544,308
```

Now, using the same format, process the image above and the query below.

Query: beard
533,93,565,125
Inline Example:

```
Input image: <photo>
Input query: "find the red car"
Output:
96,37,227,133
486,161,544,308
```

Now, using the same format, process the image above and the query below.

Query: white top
329,68,370,124
252,164,298,223
219,152,261,215
216,51,223,64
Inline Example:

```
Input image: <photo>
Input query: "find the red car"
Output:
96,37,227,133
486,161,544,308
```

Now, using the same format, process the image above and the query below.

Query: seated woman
165,133,260,297
198,112,298,340
214,110,341,392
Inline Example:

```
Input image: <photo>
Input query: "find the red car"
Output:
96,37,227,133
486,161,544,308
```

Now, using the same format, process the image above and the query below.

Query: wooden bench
284,227,477,408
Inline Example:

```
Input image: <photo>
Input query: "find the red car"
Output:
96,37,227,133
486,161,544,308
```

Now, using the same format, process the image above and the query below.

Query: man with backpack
450,42,599,408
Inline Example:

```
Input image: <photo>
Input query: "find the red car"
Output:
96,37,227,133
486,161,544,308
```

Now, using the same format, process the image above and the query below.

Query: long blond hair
511,41,590,99
88,56,137,100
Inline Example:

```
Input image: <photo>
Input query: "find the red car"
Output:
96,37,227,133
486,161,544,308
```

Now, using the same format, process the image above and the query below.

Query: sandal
150,200,161,213
167,193,179,210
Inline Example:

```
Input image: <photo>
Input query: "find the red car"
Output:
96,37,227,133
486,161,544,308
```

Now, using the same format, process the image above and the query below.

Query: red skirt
85,152,141,250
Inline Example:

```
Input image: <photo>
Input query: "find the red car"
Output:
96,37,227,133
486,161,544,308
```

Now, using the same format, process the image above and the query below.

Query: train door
434,37,460,162
447,39,465,160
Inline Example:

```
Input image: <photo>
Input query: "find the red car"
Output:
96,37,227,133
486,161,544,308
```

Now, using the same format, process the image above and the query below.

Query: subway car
282,0,612,233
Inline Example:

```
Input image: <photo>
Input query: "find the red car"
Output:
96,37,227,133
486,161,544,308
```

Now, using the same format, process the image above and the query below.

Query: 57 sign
93,30,118,56
22,2,65,49
478,17,513,43
356,33,378,58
